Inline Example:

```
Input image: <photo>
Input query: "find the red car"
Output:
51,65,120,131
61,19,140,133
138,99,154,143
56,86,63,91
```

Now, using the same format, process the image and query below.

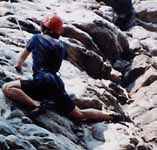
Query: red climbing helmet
42,15,63,34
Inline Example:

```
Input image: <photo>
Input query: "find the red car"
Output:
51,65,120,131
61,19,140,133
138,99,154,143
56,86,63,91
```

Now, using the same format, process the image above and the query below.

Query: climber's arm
15,49,30,72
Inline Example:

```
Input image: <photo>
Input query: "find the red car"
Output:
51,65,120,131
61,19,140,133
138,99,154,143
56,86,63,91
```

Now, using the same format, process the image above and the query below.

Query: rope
8,0,27,46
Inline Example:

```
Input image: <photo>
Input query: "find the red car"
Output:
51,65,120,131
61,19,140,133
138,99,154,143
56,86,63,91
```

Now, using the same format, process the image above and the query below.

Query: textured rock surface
135,0,157,23
73,19,129,60
0,0,156,149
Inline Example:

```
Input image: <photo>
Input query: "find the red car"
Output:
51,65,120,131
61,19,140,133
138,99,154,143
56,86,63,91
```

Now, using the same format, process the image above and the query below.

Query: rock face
74,19,129,60
135,0,157,23
63,39,113,79
0,0,156,150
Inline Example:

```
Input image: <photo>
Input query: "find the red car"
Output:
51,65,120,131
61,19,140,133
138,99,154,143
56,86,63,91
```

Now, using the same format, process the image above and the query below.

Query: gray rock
135,18,157,32
6,134,37,150
95,5,114,22
0,135,10,150
62,24,102,55
141,121,157,143
127,81,157,144
128,67,157,93
0,16,18,30
18,124,83,150
26,136,41,149
137,144,153,150
63,38,111,79
135,1,157,23
131,81,157,110
0,120,16,136
18,124,51,137
0,6,13,17
101,90,123,113
121,144,135,150
92,123,107,142
7,109,25,119
108,82,129,105
140,38,157,56
0,89,11,118
152,56,157,69
1,0,19,2
22,116,33,124
128,37,142,52
128,26,157,40
34,112,79,143
74,19,129,60
7,16,40,34
123,54,152,86
129,137,139,146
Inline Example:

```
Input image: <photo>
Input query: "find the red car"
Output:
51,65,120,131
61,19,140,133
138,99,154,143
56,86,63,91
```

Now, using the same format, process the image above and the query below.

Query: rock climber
2,15,125,122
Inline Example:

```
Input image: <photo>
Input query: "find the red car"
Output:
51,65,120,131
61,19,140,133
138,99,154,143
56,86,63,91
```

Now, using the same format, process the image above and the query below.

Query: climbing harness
8,0,27,46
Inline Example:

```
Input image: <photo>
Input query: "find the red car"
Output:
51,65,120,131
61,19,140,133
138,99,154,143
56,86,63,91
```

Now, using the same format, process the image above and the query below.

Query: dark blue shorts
20,71,75,114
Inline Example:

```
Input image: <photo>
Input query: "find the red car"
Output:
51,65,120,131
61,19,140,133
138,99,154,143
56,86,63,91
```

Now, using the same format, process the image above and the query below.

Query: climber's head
41,15,63,39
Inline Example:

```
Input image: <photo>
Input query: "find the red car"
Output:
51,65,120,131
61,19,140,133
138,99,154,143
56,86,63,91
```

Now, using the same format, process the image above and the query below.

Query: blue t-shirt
26,34,67,73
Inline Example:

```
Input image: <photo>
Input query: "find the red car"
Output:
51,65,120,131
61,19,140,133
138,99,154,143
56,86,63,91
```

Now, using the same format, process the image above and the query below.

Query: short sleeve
59,41,68,60
26,35,38,52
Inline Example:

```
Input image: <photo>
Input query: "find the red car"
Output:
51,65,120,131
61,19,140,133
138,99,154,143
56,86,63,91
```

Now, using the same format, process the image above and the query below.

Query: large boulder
127,25,157,56
59,8,129,60
7,16,40,34
135,0,157,23
131,81,157,111
128,67,157,93
62,24,102,55
94,5,114,22
140,38,157,56
74,19,129,60
122,54,152,86
62,37,112,79
128,26,157,40
127,81,157,144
